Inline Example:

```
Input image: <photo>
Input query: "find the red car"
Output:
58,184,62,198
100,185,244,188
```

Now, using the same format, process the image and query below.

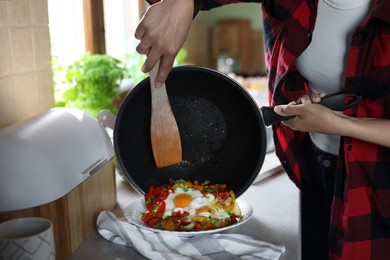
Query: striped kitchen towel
97,211,285,260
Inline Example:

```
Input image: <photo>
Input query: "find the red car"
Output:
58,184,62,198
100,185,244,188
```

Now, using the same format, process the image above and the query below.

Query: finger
310,92,325,103
136,40,151,55
274,103,301,117
155,55,175,85
296,95,310,104
274,101,297,115
312,96,321,103
301,97,313,105
274,105,290,116
134,26,145,40
141,48,161,73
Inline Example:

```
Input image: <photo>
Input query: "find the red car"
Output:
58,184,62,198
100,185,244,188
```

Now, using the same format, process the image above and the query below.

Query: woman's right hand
135,0,194,87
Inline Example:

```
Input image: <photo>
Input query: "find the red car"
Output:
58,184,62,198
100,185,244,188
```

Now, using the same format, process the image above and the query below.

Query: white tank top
295,0,373,155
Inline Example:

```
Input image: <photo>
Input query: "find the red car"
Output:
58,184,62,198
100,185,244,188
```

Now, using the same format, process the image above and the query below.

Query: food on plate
141,179,242,231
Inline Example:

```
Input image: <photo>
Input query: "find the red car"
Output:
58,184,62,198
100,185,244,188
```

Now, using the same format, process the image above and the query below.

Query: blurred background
0,0,268,128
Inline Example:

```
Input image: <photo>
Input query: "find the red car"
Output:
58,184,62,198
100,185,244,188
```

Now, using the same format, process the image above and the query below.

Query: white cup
0,217,55,260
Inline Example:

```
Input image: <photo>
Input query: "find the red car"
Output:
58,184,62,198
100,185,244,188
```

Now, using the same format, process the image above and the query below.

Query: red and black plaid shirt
147,0,390,258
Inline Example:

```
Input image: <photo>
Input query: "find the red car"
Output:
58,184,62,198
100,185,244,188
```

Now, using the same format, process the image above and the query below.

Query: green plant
54,53,127,118
53,47,187,118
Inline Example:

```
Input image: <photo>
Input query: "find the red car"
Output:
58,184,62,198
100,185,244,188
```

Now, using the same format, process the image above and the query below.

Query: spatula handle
149,60,162,89
150,60,169,113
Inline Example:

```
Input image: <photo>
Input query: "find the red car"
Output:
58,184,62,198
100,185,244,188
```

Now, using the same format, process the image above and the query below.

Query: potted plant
54,53,128,118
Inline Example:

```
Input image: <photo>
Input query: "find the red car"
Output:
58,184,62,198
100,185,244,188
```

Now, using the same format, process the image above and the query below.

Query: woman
135,0,390,259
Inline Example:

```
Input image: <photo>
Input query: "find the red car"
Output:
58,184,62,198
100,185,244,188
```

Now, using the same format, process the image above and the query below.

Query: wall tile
13,72,39,121
0,0,55,128
7,0,31,25
0,28,12,77
36,69,54,112
33,27,51,71
10,28,34,74
0,76,17,128
30,0,48,25
0,2,8,26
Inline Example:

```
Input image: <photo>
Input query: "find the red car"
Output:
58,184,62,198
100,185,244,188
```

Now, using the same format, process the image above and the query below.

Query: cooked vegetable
141,179,241,232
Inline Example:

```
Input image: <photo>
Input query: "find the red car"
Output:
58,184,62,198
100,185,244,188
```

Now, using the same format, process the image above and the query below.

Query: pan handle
261,93,362,126
261,107,292,126
98,110,116,130
318,92,361,111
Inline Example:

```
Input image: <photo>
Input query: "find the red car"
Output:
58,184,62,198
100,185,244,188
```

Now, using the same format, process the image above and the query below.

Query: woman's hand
274,93,390,148
274,93,345,134
135,0,194,86
296,92,325,104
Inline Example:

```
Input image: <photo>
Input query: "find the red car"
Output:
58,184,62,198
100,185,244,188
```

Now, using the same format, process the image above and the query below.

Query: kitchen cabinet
0,108,117,260
0,160,116,260
211,19,266,75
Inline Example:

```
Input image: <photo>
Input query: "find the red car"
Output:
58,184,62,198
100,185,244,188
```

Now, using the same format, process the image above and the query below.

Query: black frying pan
112,66,267,197
104,65,361,197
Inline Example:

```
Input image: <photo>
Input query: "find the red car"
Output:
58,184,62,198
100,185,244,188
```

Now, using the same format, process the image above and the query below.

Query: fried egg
163,187,230,220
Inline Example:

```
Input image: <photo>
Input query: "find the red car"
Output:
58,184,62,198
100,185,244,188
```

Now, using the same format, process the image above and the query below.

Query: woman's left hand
273,93,346,135
274,93,390,148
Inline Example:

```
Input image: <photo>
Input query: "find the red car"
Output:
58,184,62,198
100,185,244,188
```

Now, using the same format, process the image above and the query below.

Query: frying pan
101,65,362,198
104,66,267,197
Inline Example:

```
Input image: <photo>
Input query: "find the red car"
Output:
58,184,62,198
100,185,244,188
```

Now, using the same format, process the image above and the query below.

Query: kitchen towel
97,211,285,260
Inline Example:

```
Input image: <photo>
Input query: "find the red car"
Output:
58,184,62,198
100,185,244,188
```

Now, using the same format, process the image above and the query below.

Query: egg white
162,187,230,220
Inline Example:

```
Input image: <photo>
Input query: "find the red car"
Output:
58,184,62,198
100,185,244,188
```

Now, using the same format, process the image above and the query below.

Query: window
48,0,146,62
48,0,85,64
103,0,145,60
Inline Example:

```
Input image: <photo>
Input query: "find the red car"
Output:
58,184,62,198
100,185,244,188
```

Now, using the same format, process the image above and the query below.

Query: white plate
123,197,253,237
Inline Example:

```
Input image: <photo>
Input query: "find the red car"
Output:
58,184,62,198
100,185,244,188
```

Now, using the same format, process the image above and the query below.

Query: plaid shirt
147,0,390,258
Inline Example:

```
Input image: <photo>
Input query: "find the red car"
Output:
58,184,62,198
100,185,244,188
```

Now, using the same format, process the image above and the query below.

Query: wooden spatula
149,60,182,168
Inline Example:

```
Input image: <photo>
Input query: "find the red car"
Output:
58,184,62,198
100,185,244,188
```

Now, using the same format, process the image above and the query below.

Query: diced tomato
142,212,153,224
151,197,161,205
145,186,155,210
145,186,154,198
152,185,172,202
152,186,165,196
153,201,166,218
166,185,174,192
230,214,238,224
220,190,231,199
194,223,202,230
143,217,158,227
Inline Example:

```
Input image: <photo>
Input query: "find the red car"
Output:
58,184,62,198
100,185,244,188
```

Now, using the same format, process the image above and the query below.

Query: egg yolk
195,205,215,215
173,193,192,208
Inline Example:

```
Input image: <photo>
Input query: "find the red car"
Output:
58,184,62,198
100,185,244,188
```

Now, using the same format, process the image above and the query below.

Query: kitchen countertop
68,170,301,260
